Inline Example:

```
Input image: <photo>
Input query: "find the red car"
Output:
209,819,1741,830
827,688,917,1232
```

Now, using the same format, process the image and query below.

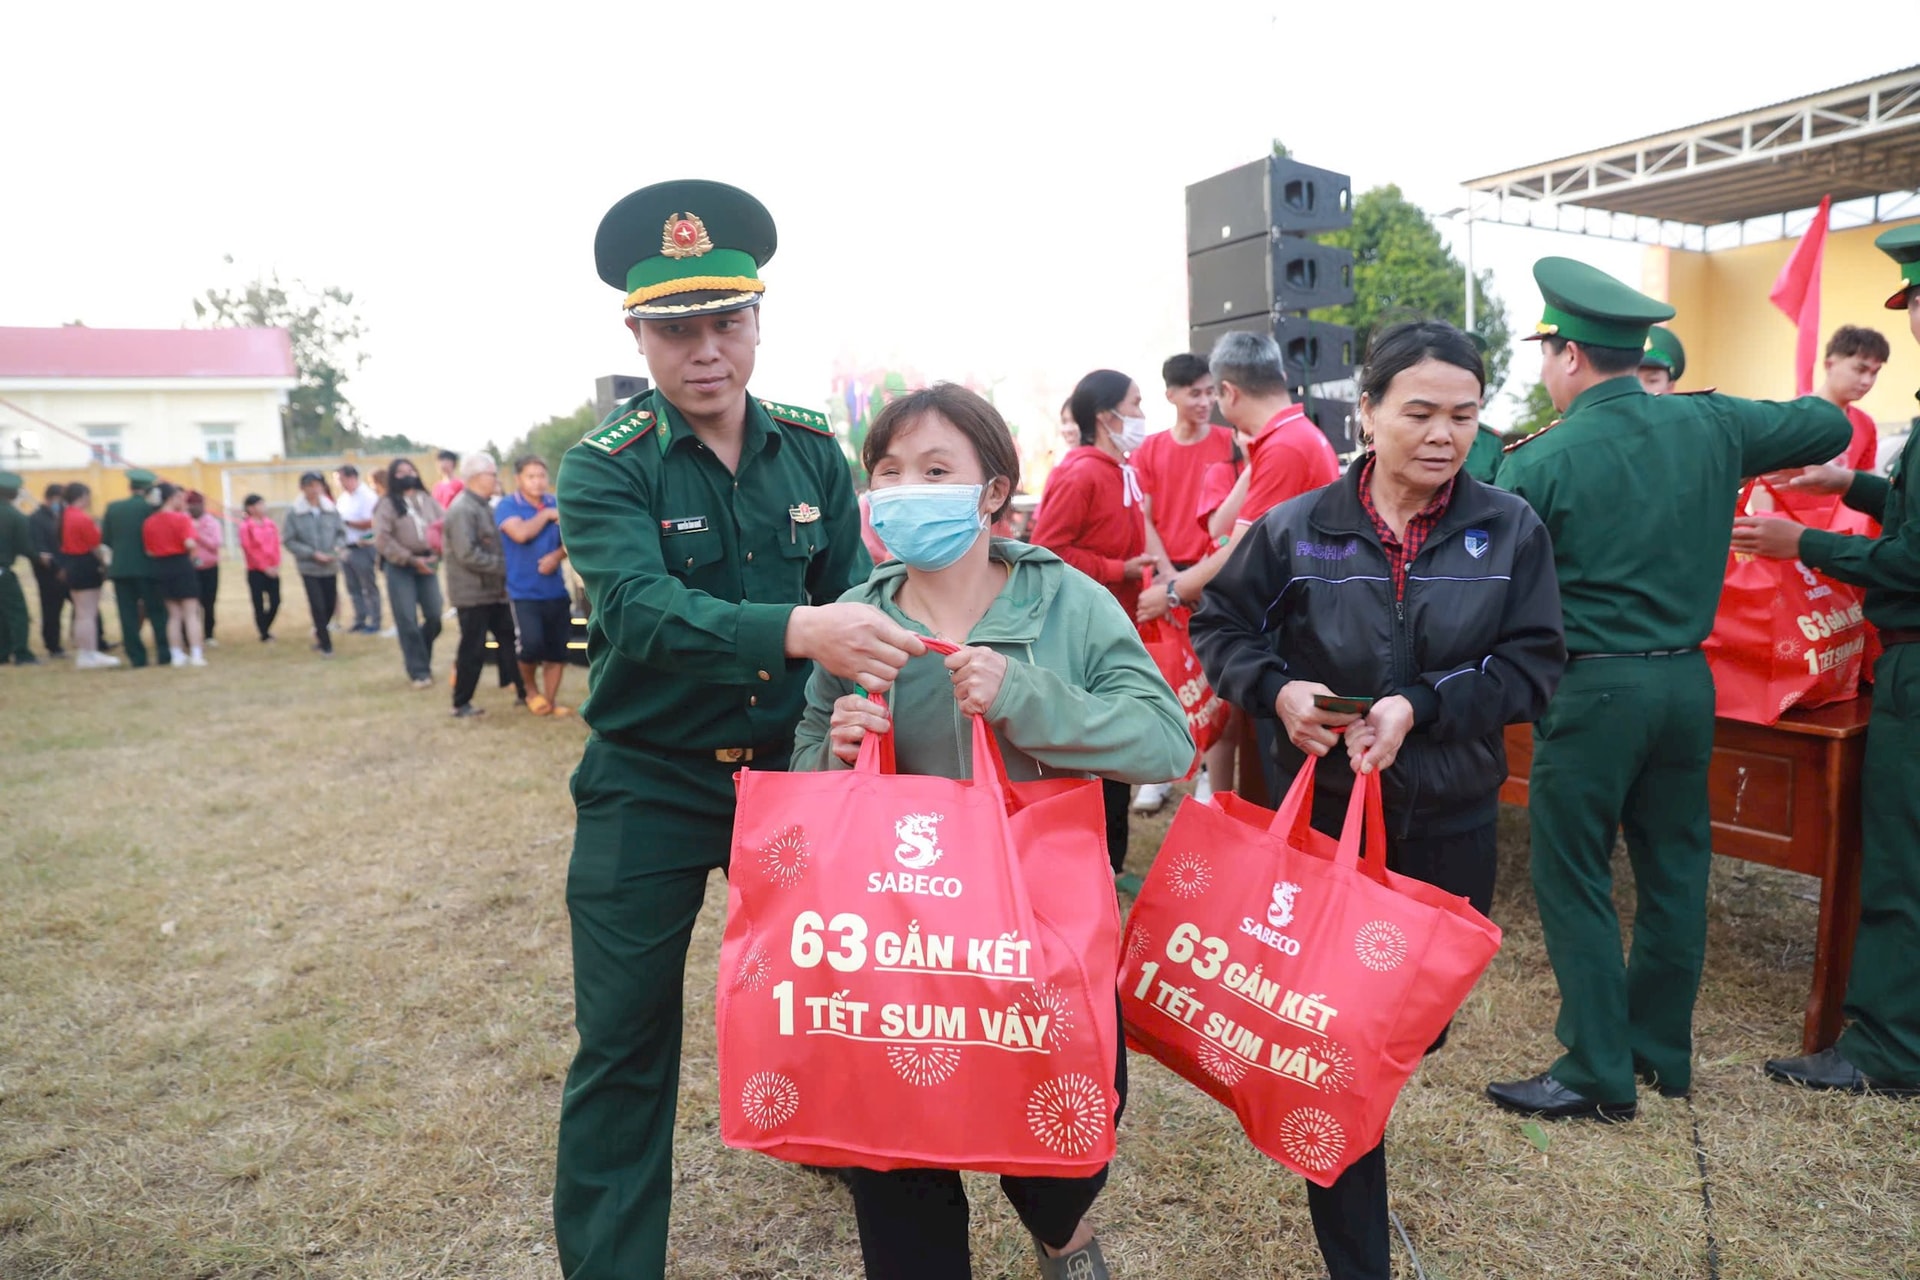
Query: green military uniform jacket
556,389,872,751
0,501,29,571
1497,377,1851,654
1800,423,1918,630
1463,426,1504,484
100,493,157,579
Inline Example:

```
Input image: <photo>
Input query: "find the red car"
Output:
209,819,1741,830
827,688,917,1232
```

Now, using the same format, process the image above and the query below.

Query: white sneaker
189,653,209,667
1132,781,1172,812
77,651,120,670
379,628,398,638
1192,768,1214,805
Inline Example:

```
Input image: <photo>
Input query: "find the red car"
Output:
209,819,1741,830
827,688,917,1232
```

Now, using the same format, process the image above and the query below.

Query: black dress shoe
1765,1046,1919,1098
1487,1071,1637,1121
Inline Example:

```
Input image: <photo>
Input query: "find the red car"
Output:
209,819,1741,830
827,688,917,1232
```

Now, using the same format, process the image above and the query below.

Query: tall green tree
501,401,599,473
1314,186,1513,394
1510,380,1558,438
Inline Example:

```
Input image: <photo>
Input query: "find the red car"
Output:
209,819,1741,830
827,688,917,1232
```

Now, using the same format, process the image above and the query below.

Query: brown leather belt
1879,627,1920,649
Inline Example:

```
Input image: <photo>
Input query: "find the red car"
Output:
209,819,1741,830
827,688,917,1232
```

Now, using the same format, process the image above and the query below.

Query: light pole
1436,205,1476,333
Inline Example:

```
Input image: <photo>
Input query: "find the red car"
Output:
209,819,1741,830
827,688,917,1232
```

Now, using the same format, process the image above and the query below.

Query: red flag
1769,195,1830,396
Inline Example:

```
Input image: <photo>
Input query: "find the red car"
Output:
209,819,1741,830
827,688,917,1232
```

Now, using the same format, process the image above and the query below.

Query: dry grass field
2,580,1918,1279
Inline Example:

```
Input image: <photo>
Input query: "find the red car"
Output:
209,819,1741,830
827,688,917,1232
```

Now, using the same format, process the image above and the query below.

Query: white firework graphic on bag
1166,851,1213,899
732,941,772,993
757,826,810,888
740,1071,800,1129
1124,926,1151,962
886,1044,962,1087
1278,1106,1346,1172
1026,1074,1108,1156
1354,920,1409,972
1196,1040,1248,1087
1021,982,1075,1051
1314,1039,1356,1095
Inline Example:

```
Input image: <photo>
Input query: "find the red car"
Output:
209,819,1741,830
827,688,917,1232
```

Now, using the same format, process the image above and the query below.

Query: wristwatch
1166,579,1184,610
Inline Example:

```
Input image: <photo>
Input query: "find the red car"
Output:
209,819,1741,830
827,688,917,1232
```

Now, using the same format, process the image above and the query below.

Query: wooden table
1501,698,1871,1052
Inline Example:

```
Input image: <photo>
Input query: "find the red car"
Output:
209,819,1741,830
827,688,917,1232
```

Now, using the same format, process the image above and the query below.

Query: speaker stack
1185,157,1359,452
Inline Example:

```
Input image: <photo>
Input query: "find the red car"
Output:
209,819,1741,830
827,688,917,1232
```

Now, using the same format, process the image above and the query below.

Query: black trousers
453,603,523,707
1300,791,1499,1280
846,1000,1130,1279
1102,778,1130,875
248,569,281,639
31,560,67,652
196,566,219,638
300,574,337,651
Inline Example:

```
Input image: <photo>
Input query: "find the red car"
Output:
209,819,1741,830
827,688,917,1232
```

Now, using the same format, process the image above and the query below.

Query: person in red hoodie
1029,367,1158,875
237,494,283,641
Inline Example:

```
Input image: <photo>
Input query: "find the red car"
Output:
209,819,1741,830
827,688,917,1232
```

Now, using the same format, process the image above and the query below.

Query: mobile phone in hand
1312,694,1376,716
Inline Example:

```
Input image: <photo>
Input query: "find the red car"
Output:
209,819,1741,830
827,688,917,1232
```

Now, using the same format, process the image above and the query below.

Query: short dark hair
1543,335,1643,375
64,482,89,504
154,482,182,505
1359,321,1486,405
1162,353,1211,389
1068,370,1134,446
437,449,459,464
243,493,265,508
44,482,64,501
337,463,360,479
1826,325,1891,363
862,383,1021,522
514,455,548,475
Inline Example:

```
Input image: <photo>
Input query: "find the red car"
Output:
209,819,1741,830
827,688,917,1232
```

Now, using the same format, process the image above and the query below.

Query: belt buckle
715,747,752,764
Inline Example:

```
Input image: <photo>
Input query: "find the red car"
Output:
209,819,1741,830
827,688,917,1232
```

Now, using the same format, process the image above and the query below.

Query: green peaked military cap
1525,256,1676,349
125,468,157,488
595,179,777,319
1640,325,1686,381
1874,222,1920,309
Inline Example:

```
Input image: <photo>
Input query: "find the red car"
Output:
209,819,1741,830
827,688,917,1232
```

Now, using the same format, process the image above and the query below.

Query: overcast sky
6,2,1917,454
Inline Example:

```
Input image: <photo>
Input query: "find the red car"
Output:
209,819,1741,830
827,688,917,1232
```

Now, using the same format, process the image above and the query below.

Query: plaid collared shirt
1357,456,1455,602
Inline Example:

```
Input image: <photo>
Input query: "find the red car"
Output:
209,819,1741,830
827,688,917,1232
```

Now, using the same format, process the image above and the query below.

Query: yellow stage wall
1643,217,1920,431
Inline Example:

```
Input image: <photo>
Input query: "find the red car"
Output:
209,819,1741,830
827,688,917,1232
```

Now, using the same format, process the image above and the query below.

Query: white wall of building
0,378,292,469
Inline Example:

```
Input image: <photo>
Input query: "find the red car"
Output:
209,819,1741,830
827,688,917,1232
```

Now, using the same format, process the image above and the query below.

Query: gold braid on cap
622,276,766,308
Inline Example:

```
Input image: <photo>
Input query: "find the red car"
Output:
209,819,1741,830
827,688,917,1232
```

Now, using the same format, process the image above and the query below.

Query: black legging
247,569,281,639
196,566,219,640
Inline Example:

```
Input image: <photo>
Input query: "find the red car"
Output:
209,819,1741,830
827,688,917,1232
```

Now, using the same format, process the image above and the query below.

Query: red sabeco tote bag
717,642,1122,1176
1703,480,1872,724
1138,607,1231,776
1120,758,1502,1187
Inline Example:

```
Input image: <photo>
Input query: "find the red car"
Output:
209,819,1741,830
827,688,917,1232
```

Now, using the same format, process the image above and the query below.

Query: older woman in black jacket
1190,321,1565,1280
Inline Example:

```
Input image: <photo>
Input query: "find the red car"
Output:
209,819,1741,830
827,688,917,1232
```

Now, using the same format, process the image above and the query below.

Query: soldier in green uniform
100,468,170,667
1637,324,1685,395
551,179,923,1280
0,471,37,665
1735,224,1920,1098
1487,257,1852,1120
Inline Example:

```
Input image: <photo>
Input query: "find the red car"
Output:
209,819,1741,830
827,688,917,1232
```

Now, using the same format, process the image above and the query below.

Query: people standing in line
57,483,118,669
1814,325,1892,474
144,483,208,668
187,491,222,645
238,495,283,642
374,456,446,688
496,454,574,717
432,449,465,511
1733,224,1920,1100
552,179,913,1280
0,471,36,665
335,463,383,634
1487,257,1853,1121
282,471,348,658
101,468,170,668
1635,325,1686,395
1027,369,1158,876
444,452,524,718
1193,321,1565,1280
28,481,69,659
794,383,1192,1280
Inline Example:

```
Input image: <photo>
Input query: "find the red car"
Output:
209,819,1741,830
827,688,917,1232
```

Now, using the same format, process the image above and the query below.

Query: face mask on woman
867,483,988,571
1111,414,1148,454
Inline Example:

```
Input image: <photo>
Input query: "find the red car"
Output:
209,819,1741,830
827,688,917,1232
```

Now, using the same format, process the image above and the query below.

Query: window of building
201,423,237,462
84,426,125,465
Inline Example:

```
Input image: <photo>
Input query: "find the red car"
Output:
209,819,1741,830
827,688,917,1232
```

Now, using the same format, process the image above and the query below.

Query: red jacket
1028,445,1147,615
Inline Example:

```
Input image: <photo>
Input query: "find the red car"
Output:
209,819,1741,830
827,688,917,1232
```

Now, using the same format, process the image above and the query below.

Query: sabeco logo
1244,880,1305,955
1267,881,1302,929
869,812,963,898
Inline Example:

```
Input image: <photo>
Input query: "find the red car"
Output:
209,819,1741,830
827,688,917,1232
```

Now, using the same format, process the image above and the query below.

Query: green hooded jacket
791,538,1194,784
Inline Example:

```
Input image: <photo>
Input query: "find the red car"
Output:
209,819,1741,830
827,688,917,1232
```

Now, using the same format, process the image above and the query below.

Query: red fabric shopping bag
1138,607,1231,775
1703,480,1872,724
1120,759,1501,1187
717,643,1122,1176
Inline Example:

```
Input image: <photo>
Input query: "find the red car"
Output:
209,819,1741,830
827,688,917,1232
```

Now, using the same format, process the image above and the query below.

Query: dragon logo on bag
893,813,946,869
1267,881,1303,929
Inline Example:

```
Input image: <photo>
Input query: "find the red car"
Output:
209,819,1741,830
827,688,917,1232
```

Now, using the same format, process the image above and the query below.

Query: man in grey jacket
281,472,348,657
444,453,524,717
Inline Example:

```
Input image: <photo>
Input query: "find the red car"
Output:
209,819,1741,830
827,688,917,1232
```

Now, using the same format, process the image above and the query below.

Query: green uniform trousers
113,575,170,667
1529,651,1715,1104
0,569,30,661
554,735,766,1280
1837,643,1920,1086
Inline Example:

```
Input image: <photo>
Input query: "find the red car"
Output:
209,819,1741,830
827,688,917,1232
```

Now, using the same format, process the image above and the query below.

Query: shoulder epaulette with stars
1503,421,1559,453
759,398,834,436
581,396,657,455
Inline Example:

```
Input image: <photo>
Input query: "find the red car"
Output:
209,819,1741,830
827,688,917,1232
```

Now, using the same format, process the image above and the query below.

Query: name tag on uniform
661,516,709,536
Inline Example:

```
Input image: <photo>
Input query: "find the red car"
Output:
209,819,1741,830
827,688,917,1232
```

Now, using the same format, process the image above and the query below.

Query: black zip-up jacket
28,502,62,563
1191,458,1566,837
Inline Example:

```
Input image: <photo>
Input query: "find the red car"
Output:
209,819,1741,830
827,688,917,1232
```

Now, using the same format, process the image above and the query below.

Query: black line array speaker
1185,157,1353,252
1189,315,1356,387
594,374,651,422
1303,399,1359,455
1188,236,1354,323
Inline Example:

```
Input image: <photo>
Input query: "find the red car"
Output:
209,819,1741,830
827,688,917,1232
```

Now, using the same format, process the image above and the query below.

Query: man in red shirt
1816,325,1890,474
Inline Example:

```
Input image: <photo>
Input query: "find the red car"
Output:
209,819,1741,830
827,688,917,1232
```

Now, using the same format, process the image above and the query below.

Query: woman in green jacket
792,382,1191,1280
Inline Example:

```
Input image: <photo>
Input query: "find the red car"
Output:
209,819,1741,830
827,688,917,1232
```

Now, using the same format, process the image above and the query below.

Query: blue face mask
867,483,987,571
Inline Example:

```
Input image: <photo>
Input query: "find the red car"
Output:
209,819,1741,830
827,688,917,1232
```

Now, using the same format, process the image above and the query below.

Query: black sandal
1032,1231,1110,1279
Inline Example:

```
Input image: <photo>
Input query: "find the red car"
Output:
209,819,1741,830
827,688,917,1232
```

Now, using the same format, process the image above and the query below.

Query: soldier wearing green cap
551,179,923,1279
1487,256,1852,1121
0,471,37,665
101,468,171,667
1733,221,1920,1098
1637,325,1686,395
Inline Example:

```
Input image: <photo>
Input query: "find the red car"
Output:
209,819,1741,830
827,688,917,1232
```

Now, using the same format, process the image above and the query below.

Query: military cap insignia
789,502,821,524
661,212,715,260
759,398,834,435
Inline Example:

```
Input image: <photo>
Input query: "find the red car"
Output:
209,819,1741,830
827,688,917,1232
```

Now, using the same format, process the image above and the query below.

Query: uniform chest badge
1464,529,1489,559
789,502,821,524
661,212,714,259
